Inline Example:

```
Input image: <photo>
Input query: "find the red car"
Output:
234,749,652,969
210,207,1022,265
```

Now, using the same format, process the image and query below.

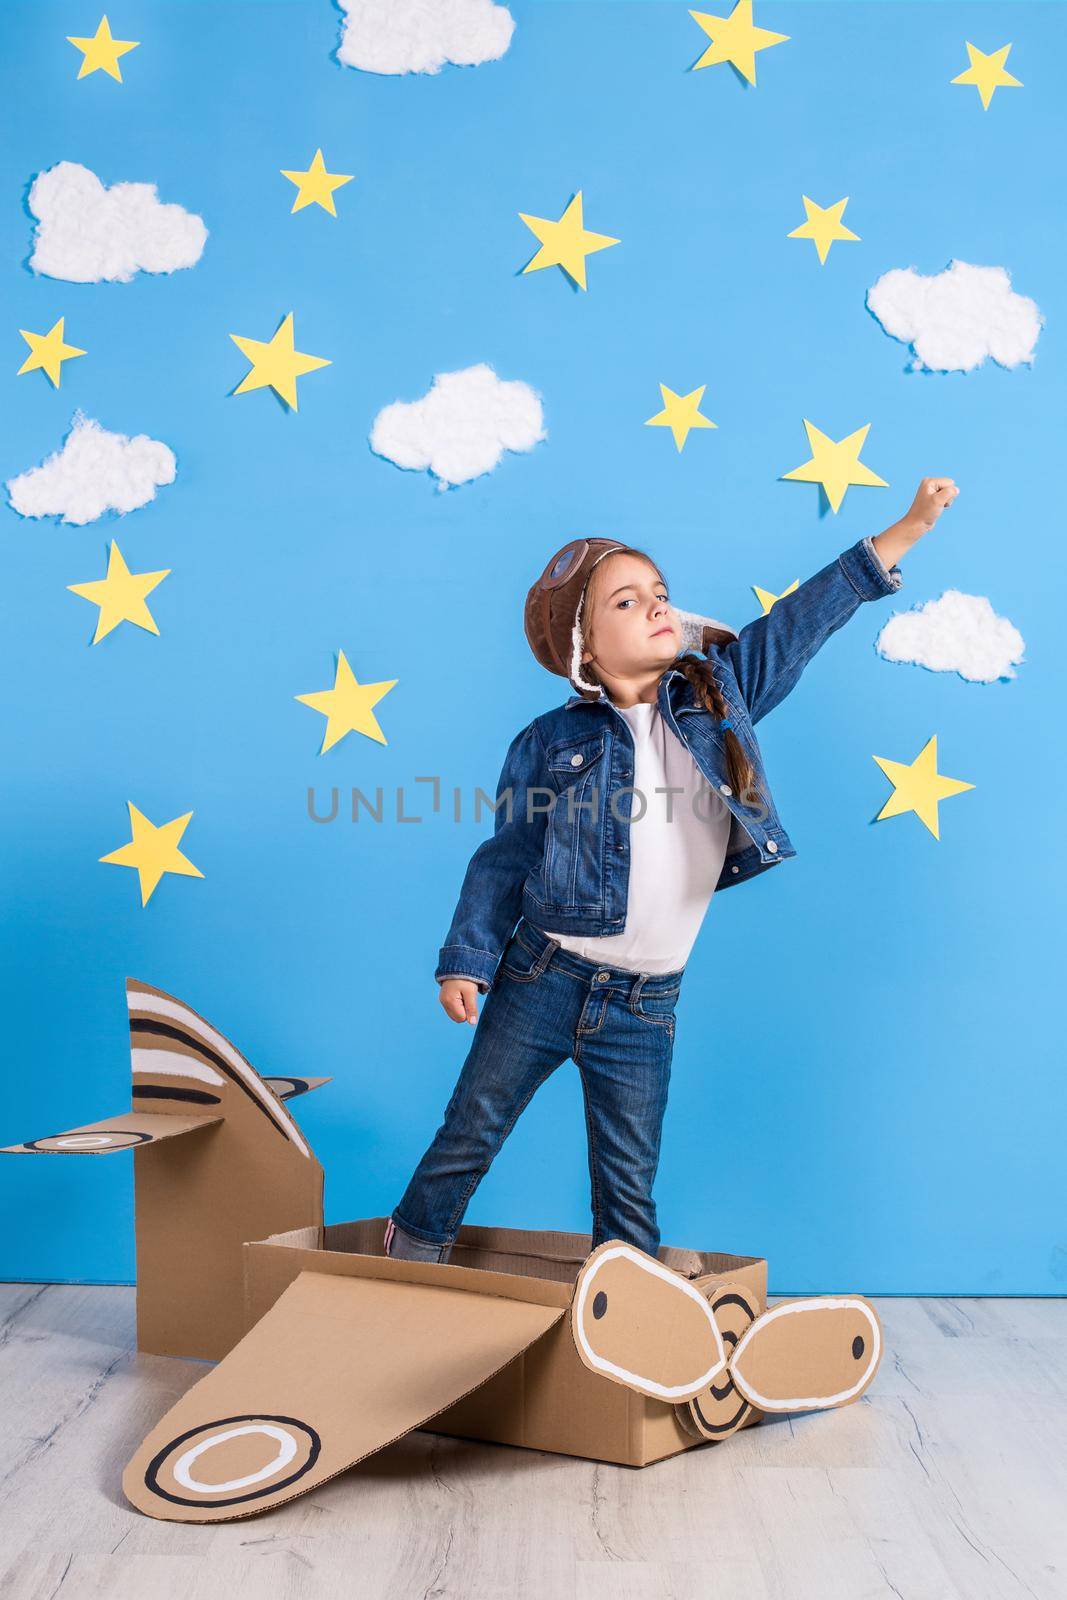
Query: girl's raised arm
713,479,957,726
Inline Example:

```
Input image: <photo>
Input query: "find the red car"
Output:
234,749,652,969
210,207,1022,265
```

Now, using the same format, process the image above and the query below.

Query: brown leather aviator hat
524,537,739,697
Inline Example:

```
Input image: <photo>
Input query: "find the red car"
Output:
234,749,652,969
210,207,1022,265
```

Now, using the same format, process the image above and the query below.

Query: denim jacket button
570,753,583,766
719,782,731,795
731,865,740,874
767,840,778,853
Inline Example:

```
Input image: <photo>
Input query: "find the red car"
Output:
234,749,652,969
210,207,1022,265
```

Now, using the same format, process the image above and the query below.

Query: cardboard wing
124,1267,565,1523
2,978,326,1362
1,1110,221,1154
570,1242,882,1439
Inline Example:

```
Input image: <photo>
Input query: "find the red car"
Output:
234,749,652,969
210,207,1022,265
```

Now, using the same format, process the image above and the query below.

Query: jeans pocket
500,934,545,983
631,987,679,1036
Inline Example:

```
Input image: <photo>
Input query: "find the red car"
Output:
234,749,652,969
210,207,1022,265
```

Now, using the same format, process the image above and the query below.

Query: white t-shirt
551,700,732,975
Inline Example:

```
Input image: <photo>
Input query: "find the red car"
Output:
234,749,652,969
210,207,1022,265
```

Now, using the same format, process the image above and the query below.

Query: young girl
384,478,959,1264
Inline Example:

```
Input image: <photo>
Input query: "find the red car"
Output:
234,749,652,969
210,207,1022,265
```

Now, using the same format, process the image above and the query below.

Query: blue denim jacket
437,535,903,992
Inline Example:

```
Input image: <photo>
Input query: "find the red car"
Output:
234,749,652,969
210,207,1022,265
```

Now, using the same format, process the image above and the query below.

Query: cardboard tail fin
124,1268,564,1523
1,1110,222,1155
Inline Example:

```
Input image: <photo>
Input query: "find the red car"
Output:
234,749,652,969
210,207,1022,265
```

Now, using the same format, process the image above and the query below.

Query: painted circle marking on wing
27,1129,152,1153
173,1424,298,1494
143,1414,322,1509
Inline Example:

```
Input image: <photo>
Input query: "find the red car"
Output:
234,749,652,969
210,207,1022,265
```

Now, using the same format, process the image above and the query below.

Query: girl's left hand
905,476,960,536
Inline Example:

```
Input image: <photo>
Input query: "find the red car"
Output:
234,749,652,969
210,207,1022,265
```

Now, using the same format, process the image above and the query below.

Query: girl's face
581,552,681,682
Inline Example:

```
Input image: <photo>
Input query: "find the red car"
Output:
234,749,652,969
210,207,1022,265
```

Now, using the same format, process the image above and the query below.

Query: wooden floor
0,1285,1063,1599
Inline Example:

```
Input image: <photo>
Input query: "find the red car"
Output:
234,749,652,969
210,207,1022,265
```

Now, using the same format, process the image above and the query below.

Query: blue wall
2,0,1064,1293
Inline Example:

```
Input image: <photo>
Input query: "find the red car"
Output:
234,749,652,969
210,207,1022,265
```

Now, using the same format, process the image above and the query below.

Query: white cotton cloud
7,413,177,526
27,161,207,284
369,362,546,489
867,259,1043,373
337,0,515,74
875,590,1025,684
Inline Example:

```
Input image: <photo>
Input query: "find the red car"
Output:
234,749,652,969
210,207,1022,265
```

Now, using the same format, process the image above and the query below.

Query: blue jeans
391,916,683,1262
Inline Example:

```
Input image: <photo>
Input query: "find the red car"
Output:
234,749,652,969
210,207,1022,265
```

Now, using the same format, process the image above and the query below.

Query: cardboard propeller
2,979,331,1360
571,1242,882,1440
676,1280,762,1441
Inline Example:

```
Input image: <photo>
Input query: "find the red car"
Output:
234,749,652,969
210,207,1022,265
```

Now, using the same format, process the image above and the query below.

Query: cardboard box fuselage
244,1217,768,1468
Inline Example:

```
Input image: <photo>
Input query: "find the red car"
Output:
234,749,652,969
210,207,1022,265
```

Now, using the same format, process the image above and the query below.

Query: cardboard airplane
4,979,883,1524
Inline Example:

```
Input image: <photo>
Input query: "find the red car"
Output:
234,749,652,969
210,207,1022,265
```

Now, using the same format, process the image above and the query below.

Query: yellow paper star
295,650,398,753
951,42,1022,110
229,312,331,410
781,419,888,514
17,318,86,387
518,192,620,291
872,735,974,840
752,579,799,615
689,1,789,84
100,802,204,906
68,541,169,644
645,384,717,452
67,15,139,81
787,196,860,265
280,149,355,216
